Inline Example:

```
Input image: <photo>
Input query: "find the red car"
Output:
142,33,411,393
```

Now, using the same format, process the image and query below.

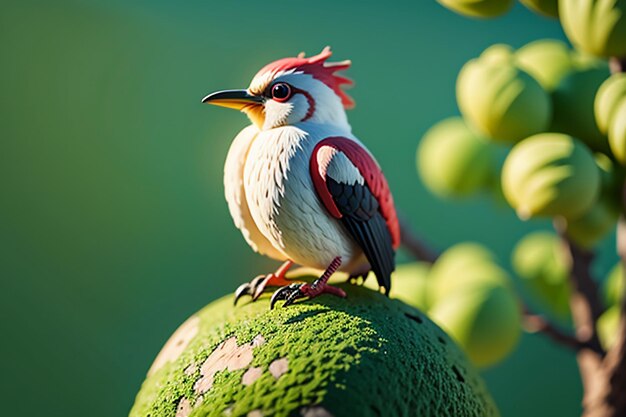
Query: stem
555,225,605,355
552,220,606,412
582,219,626,417
522,305,589,351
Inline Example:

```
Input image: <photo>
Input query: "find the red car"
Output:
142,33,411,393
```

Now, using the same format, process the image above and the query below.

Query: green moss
129,284,499,417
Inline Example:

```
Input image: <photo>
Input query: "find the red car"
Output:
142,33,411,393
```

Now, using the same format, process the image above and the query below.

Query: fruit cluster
418,37,623,249
387,234,625,367
414,0,626,367
374,244,521,368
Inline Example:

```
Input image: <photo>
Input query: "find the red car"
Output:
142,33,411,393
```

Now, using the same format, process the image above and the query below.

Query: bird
201,47,400,309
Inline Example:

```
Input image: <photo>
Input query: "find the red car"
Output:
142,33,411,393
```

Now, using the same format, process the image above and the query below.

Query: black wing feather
326,177,395,294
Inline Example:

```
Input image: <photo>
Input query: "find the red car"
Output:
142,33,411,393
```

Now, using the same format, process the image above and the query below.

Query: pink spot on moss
251,334,265,347
269,357,289,379
194,335,265,394
301,406,334,417
175,398,192,417
194,376,213,394
242,367,264,386
184,363,197,376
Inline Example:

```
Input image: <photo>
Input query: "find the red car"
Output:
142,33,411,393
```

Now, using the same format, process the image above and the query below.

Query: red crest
254,47,354,109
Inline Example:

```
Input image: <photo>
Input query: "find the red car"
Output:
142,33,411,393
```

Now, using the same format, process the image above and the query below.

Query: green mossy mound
129,284,498,417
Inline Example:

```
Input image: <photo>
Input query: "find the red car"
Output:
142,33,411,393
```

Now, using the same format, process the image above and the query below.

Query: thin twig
398,214,439,264
522,306,588,351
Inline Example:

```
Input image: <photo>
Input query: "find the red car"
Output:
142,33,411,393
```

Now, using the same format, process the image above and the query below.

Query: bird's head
202,47,354,131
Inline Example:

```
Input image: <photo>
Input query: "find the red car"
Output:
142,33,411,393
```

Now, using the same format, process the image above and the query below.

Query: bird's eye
270,83,292,102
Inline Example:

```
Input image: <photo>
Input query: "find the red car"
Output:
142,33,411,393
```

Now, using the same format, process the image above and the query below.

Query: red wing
310,137,400,293
310,137,400,248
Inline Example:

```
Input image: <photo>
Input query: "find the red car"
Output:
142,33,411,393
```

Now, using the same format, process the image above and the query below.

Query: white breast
223,125,286,261
243,123,364,270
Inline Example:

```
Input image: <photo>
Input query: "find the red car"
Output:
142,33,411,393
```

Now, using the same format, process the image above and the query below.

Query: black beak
201,89,264,110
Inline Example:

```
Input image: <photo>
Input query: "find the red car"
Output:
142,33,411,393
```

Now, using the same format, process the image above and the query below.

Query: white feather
275,72,350,130
224,66,375,272
320,148,365,186
223,125,287,260
242,122,369,271
249,71,350,132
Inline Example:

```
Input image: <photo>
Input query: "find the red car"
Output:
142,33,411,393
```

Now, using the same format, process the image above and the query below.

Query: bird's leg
270,257,346,309
234,260,294,305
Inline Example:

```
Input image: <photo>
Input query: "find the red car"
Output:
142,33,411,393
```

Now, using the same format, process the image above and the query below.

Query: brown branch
583,219,626,416
584,196,626,415
554,221,606,356
575,56,626,417
551,221,607,414
595,291,626,415
522,305,588,351
398,214,439,264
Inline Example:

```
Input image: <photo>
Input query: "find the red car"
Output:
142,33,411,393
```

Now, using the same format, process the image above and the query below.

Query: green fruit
431,262,511,303
428,242,499,285
437,0,514,18
551,65,610,152
567,153,622,242
418,117,496,198
519,0,559,17
481,44,516,65
364,262,431,310
560,0,626,58
598,305,620,350
129,286,499,417
515,39,572,91
429,283,522,368
512,232,570,317
595,73,626,135
567,196,619,248
428,243,511,303
595,152,623,197
427,243,520,368
501,133,601,220
604,263,625,306
608,99,626,164
457,55,552,143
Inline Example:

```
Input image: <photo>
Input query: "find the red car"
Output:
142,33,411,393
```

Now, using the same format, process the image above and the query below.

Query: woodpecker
202,47,400,309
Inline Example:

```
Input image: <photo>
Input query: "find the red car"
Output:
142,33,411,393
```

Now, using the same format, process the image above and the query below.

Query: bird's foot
270,256,346,309
269,281,347,309
234,260,294,305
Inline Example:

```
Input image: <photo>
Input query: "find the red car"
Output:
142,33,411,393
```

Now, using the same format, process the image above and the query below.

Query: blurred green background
1,0,619,416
